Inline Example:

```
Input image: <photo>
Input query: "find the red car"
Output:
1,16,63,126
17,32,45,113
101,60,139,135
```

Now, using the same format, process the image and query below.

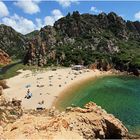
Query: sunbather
25,89,32,99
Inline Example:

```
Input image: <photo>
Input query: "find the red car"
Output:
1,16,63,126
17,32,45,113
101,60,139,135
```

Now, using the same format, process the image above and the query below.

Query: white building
71,65,84,70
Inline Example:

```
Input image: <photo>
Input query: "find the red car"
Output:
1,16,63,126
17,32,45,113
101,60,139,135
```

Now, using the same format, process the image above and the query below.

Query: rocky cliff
0,12,140,75
23,12,140,75
0,49,11,65
0,101,128,139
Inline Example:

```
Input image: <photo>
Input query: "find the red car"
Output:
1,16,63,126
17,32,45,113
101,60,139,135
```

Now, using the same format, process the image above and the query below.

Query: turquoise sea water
56,75,140,135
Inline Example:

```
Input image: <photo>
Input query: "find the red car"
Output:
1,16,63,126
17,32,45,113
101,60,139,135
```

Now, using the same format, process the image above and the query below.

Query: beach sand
3,68,113,110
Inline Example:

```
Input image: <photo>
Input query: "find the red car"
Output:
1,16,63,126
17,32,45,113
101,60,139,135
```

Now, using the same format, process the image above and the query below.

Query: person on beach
25,89,32,99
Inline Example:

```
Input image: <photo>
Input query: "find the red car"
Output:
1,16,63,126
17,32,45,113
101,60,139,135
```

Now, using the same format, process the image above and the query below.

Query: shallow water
56,75,140,135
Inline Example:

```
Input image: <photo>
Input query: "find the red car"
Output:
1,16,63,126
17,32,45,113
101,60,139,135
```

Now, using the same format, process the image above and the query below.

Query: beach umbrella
25,84,31,88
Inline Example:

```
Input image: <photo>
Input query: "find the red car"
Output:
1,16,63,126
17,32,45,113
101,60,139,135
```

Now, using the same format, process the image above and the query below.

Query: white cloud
14,0,40,14
44,9,63,26
90,6,102,14
134,11,140,20
1,14,36,34
35,18,43,29
55,0,79,7
0,1,9,17
0,8,63,34
119,14,125,18
44,16,55,26
52,9,63,20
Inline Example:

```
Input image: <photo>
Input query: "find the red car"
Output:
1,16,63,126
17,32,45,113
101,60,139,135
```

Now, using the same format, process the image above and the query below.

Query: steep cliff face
1,102,128,139
0,24,27,59
54,12,128,39
0,49,11,65
23,39,47,66
126,21,140,39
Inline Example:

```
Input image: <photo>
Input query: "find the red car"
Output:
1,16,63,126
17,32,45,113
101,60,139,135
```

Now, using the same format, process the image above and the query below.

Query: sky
0,0,140,35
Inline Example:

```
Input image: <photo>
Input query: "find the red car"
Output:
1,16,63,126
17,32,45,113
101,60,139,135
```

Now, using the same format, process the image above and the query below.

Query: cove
55,75,140,135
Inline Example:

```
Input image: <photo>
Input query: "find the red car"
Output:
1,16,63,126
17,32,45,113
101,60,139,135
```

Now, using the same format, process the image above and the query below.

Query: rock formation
23,12,140,76
0,96,23,129
0,11,140,75
0,80,9,89
89,60,113,71
0,80,22,131
0,80,9,95
0,49,11,65
1,102,128,139
23,39,47,66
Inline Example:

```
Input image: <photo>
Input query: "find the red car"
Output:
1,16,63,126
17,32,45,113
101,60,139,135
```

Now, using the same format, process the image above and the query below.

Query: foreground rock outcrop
1,102,128,139
0,81,22,135
0,96,22,127
0,95,23,136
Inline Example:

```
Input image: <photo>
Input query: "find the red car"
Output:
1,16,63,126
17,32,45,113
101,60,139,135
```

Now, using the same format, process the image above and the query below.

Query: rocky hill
23,12,140,75
0,49,11,65
0,12,140,75
0,24,27,59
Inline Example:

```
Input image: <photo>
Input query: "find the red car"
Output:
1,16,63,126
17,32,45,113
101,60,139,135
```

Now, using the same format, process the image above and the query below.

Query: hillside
0,12,140,75
25,30,40,39
0,24,27,59
23,12,140,75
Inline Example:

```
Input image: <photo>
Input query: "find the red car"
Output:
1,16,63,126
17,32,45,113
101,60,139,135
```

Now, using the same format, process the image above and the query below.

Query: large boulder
0,80,9,89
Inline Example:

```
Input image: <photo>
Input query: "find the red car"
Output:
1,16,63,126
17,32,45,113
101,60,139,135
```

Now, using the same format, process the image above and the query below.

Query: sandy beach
3,68,113,110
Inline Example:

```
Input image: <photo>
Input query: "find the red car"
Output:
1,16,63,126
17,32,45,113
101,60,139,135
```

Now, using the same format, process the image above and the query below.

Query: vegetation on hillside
0,11,140,76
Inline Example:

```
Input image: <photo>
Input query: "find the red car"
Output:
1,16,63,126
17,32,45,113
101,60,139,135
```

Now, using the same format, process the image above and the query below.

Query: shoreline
52,70,117,110
2,68,140,138
3,67,117,110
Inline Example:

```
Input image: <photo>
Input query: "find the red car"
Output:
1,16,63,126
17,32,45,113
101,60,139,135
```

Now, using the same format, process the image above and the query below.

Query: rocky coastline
0,98,128,139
